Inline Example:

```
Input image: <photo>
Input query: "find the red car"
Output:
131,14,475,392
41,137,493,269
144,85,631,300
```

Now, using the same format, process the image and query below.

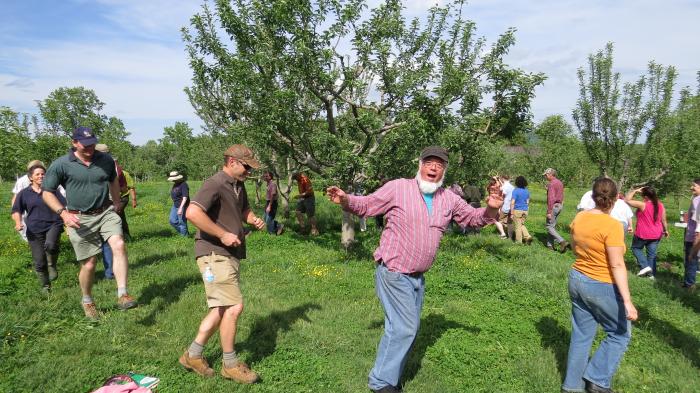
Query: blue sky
1,0,699,145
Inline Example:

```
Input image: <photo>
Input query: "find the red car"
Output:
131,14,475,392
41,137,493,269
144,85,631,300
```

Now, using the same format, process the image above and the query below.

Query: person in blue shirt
510,176,533,245
11,163,65,292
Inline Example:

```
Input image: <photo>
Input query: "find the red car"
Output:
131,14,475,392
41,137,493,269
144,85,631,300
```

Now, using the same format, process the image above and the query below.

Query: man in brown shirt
179,144,265,384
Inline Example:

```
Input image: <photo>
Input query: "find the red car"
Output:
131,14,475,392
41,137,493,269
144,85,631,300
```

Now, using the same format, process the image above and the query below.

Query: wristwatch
56,207,66,215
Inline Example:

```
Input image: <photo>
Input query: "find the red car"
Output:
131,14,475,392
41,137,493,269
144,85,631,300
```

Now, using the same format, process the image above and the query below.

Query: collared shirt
121,171,135,199
12,187,65,234
686,195,700,241
546,177,564,214
266,179,278,201
346,178,494,274
43,149,116,211
297,174,314,198
191,171,250,259
501,181,514,213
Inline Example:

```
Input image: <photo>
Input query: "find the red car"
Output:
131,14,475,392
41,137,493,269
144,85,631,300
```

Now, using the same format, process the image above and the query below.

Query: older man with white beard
327,146,503,393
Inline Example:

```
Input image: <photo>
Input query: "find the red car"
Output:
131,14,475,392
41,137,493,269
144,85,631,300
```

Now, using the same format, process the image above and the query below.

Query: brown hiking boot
117,294,137,310
82,302,100,321
221,361,259,384
179,351,215,377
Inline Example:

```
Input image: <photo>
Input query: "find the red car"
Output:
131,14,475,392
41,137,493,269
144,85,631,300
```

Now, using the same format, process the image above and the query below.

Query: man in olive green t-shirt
42,127,137,320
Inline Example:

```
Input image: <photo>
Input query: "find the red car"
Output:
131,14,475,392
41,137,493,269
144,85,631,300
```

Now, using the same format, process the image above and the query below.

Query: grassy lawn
1,180,698,393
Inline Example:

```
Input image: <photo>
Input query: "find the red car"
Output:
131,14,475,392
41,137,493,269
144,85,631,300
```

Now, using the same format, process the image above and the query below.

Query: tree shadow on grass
236,303,322,365
137,274,200,326
133,228,179,242
536,316,570,382
130,251,183,270
401,314,480,386
637,306,700,368
652,272,700,313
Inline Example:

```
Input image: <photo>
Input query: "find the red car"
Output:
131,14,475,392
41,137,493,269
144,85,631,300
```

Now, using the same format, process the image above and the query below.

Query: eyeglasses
422,160,445,169
238,160,252,172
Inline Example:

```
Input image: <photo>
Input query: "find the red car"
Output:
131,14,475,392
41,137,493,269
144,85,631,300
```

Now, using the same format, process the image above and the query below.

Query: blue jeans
169,206,188,236
368,264,425,390
563,269,631,391
684,241,699,286
264,200,281,234
102,242,114,279
546,203,565,247
631,236,660,275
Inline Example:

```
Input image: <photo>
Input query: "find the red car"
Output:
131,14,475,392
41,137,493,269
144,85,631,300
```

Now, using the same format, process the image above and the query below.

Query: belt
67,202,112,215
379,262,423,278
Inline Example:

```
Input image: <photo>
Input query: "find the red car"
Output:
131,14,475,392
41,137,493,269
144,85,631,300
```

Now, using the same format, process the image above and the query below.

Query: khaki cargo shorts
196,252,243,308
66,208,123,261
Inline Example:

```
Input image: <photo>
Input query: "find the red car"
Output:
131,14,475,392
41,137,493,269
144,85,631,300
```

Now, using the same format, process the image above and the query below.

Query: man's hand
177,208,183,216
220,232,241,247
624,300,638,321
61,211,81,228
546,213,552,220
250,216,265,230
14,223,24,231
113,202,123,214
627,226,633,234
326,186,348,206
265,206,271,214
132,200,137,209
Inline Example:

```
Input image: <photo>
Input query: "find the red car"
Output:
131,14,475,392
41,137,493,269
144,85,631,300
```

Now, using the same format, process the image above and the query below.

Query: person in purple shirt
543,167,570,252
327,146,503,393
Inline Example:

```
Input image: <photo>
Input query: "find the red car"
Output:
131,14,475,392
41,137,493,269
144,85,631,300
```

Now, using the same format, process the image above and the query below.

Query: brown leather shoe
221,361,259,384
82,302,100,321
179,351,215,377
117,294,138,310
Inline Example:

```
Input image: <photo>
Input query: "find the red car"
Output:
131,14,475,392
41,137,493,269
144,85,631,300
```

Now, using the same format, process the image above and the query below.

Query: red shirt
546,177,564,214
297,174,314,197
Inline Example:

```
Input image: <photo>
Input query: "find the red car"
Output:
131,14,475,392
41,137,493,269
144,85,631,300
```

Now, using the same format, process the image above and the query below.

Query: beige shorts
498,211,512,226
196,253,243,308
66,208,123,261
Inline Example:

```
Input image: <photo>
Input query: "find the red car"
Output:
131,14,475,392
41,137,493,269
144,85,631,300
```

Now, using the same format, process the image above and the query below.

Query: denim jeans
631,236,660,275
563,269,631,391
102,242,114,279
546,203,565,247
169,206,188,236
264,200,281,234
368,264,425,390
684,241,699,286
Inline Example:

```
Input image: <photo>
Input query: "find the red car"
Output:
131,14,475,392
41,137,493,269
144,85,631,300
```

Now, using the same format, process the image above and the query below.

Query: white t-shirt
12,175,30,194
501,181,515,213
610,199,634,225
577,190,595,211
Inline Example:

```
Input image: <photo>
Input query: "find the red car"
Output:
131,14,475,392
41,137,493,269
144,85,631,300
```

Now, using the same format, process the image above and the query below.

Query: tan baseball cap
224,144,261,169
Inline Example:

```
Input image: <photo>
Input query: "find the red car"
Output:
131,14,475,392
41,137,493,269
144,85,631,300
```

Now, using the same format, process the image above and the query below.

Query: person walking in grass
682,178,700,291
11,162,65,293
292,171,320,236
625,186,668,279
179,144,265,384
168,170,190,236
543,167,570,252
95,143,138,280
486,176,508,239
499,174,515,239
562,177,638,393
42,127,137,320
262,171,284,235
326,146,503,393
510,176,533,245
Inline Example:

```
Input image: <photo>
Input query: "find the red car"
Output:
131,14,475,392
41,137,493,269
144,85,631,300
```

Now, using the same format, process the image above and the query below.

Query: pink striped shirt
346,178,495,273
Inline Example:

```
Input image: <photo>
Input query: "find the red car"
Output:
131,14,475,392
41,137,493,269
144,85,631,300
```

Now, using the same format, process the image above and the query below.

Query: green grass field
1,181,698,393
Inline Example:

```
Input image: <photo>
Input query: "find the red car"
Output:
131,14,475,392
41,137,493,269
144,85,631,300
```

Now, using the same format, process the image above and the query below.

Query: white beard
415,170,444,194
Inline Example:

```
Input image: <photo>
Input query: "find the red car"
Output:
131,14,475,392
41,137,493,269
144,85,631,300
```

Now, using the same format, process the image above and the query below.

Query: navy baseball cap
72,127,98,145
